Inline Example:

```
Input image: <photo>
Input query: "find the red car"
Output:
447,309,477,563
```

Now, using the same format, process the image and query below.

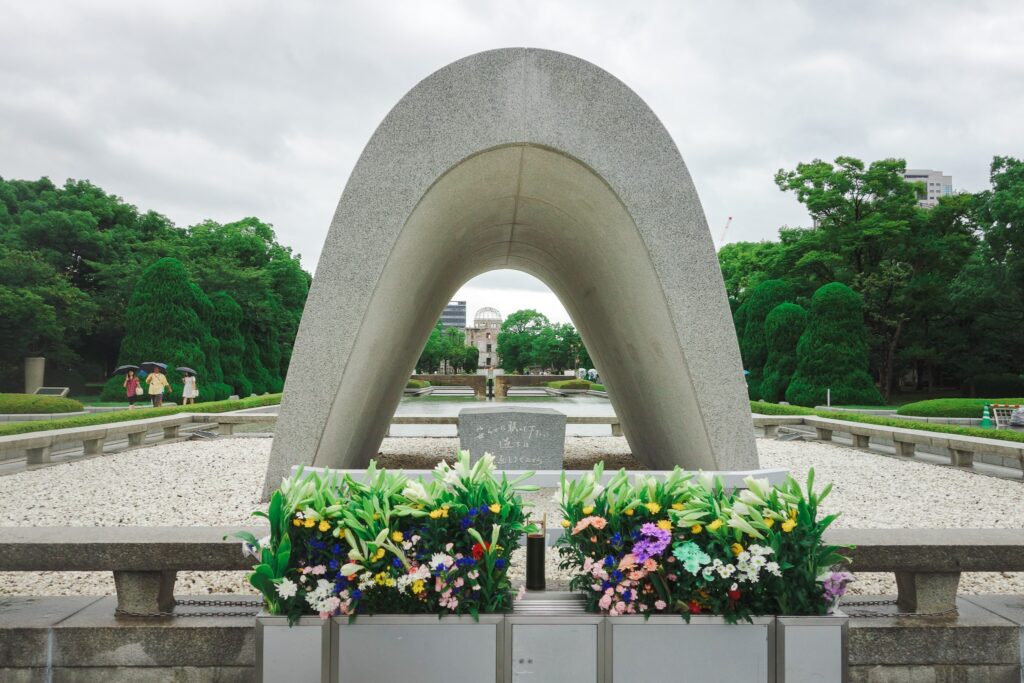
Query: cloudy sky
3,1,1023,323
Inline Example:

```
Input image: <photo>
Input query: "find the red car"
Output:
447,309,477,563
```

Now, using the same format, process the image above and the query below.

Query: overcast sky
3,1,1023,323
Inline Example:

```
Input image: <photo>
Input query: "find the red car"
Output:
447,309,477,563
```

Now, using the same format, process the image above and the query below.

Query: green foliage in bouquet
556,465,850,623
236,452,537,624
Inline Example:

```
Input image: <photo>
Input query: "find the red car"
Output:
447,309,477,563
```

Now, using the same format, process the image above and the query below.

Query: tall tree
736,279,795,400
760,303,807,403
497,309,550,373
786,283,883,407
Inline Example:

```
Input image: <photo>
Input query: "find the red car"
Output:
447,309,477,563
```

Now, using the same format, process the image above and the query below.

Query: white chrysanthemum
275,578,298,599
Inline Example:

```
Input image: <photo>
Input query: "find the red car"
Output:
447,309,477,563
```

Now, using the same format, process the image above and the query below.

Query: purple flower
822,571,854,609
632,523,671,562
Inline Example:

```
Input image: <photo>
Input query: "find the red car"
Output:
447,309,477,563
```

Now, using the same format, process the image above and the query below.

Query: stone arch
263,48,757,494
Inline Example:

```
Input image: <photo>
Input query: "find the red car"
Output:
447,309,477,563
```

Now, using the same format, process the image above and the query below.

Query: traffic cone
980,403,994,429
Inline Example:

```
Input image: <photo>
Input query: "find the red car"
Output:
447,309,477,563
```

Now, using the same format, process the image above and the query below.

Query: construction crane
717,216,733,246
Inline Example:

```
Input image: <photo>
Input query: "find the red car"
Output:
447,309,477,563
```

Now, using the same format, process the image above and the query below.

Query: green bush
761,302,807,403
210,292,252,397
0,394,281,437
406,379,431,389
591,384,605,392
897,398,1024,418
737,279,795,400
0,393,84,414
546,379,593,390
786,283,883,407
969,373,1024,396
750,401,1024,444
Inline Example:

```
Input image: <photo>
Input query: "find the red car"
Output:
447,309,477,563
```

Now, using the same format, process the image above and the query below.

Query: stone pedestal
24,357,45,395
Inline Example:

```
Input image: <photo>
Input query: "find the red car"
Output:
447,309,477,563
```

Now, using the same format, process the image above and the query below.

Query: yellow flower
333,527,345,538
292,519,301,527
690,524,703,534
391,531,404,542
560,519,571,528
763,518,774,529
303,517,316,529
374,571,389,585
644,502,661,515
318,520,331,533
656,519,673,531
582,506,594,515
372,513,380,521
411,579,425,595
490,503,501,514
385,577,396,588
372,548,385,562
671,503,685,511
782,519,797,533
429,509,443,519
731,543,744,556
708,519,723,532
624,508,635,516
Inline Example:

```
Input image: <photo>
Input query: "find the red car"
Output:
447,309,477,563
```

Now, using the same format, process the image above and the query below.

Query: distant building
903,169,952,208
440,300,467,328
465,307,503,370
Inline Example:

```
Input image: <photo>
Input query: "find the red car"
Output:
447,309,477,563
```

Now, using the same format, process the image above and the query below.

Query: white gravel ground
1,436,1021,598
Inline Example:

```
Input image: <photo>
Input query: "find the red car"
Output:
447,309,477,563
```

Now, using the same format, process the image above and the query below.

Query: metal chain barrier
842,598,958,619
114,597,263,619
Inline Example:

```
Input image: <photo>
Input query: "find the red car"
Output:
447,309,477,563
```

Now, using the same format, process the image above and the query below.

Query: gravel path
1,436,1021,598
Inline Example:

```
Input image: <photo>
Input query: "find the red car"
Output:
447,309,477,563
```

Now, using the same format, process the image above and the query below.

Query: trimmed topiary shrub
406,379,431,389
100,258,208,402
761,303,807,403
210,292,252,397
546,379,593,390
0,393,84,414
738,280,795,400
897,398,1024,418
785,282,883,407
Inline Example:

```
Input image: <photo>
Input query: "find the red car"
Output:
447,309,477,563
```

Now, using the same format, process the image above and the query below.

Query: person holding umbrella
119,366,142,409
179,367,199,405
144,363,171,407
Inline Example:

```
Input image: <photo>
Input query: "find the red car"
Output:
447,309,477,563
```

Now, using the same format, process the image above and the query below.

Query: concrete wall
265,49,758,495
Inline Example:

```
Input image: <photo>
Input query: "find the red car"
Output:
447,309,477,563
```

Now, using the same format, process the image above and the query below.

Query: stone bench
192,412,278,435
0,414,197,464
750,414,806,437
804,415,1024,472
0,526,261,614
827,528,1024,613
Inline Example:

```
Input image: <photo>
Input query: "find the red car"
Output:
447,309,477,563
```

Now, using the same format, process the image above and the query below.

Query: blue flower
604,555,615,568
495,558,506,569
392,557,403,568
610,570,623,582
352,589,362,600
328,559,339,571
331,543,342,555
601,580,613,591
622,589,632,602
459,518,472,530
610,533,622,546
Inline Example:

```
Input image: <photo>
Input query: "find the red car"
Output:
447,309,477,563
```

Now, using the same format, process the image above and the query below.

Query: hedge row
591,384,605,392
0,394,85,414
896,398,1024,418
406,379,432,389
546,379,593,390
750,401,1024,445
0,394,282,437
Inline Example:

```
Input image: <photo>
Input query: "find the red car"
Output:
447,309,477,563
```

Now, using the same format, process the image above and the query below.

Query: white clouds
2,0,1023,278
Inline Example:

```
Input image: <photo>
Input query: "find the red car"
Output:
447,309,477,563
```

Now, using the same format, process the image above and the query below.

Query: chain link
114,597,263,619
842,599,958,619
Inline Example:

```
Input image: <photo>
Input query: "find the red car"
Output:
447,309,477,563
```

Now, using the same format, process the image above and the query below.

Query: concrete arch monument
264,48,757,495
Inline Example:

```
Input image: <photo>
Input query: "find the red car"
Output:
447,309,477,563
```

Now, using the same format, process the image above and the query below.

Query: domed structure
474,307,502,325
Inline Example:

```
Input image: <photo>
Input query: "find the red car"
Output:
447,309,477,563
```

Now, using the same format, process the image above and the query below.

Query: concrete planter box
777,611,848,682
256,613,330,683
607,615,775,680
330,614,503,682
258,610,847,682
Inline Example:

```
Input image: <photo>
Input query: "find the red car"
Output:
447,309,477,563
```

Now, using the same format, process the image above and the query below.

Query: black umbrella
112,364,139,375
139,361,168,372
176,366,197,375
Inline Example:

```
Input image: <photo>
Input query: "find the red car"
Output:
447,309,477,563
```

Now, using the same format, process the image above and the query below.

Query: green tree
497,309,549,373
786,283,883,407
760,303,807,403
100,258,208,402
462,346,480,374
737,279,795,399
416,323,445,374
210,291,252,396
